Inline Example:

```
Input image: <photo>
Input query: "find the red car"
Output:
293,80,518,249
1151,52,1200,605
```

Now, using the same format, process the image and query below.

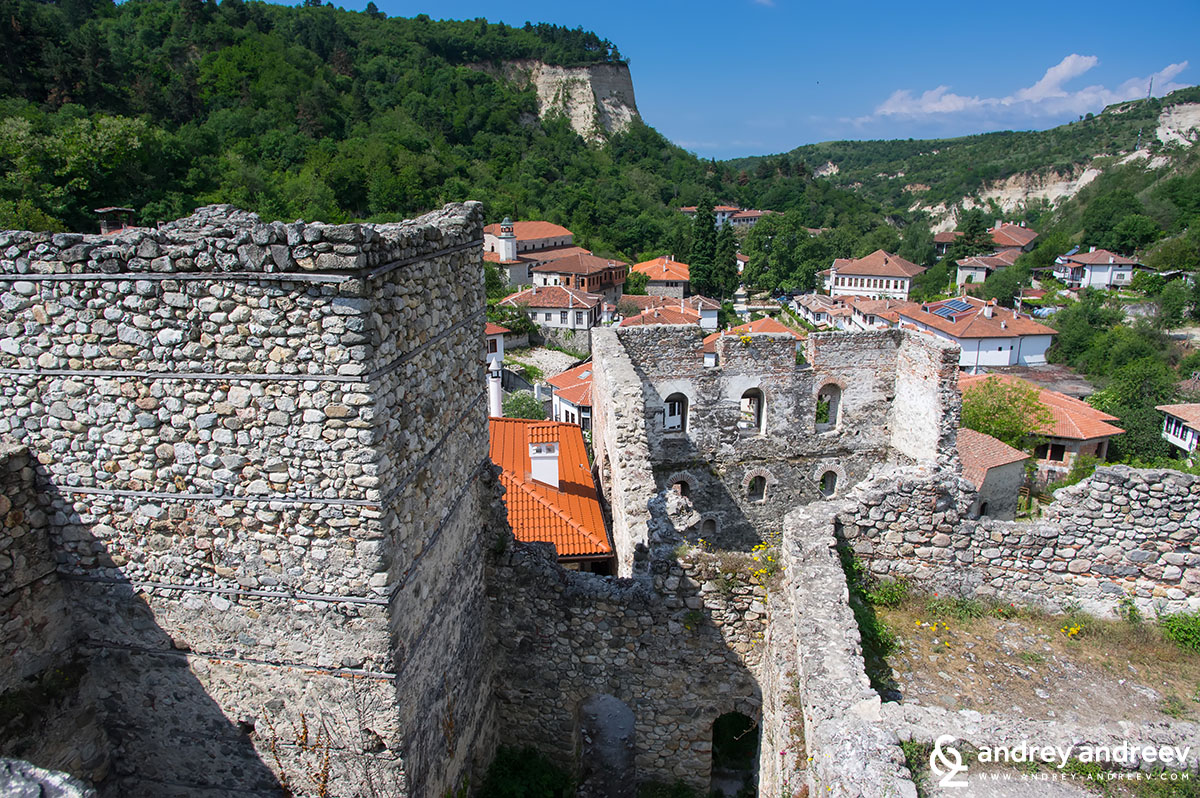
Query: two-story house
632,255,691,298
499,285,603,330
1053,248,1140,289
896,296,1056,371
1156,403,1200,464
531,253,628,304
824,250,926,300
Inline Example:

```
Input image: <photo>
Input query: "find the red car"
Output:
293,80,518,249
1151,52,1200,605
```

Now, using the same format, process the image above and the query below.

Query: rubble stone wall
0,203,498,796
487,539,766,793
840,465,1200,616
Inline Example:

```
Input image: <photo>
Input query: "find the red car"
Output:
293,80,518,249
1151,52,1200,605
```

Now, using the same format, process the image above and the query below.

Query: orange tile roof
620,294,720,313
714,205,740,212
484,220,573,240
898,296,1056,340
485,322,510,336
845,296,916,323
632,256,690,282
702,316,803,352
489,418,611,558
959,374,1124,441
1156,403,1200,431
731,209,775,219
831,249,926,278
526,245,593,262
555,381,592,407
531,252,629,275
990,223,1038,249
619,307,700,326
546,362,593,391
956,428,1029,487
1062,249,1141,266
499,285,602,310
934,231,964,243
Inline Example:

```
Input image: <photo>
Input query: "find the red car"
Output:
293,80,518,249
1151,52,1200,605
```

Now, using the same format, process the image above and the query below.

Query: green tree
502,390,546,420
1157,279,1190,328
1081,189,1144,251
624,270,649,295
688,202,718,296
1129,270,1166,295
981,264,1029,308
712,222,739,298
948,209,995,259
961,376,1054,451
897,222,934,267
1110,213,1161,253
1088,356,1177,461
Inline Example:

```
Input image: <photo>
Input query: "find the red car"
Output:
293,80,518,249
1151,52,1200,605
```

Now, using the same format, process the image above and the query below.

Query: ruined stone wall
487,539,765,793
593,326,957,553
0,441,71,692
0,203,498,796
839,465,1200,617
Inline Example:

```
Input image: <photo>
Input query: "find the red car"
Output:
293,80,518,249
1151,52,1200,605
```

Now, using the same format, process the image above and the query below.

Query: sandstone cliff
478,59,640,142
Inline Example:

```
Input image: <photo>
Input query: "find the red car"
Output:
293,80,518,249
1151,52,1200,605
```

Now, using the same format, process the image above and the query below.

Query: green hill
0,0,884,265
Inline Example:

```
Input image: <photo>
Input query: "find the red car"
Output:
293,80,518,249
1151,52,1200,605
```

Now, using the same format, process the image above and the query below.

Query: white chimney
488,369,503,417
1089,246,1096,252
983,300,994,319
528,430,560,489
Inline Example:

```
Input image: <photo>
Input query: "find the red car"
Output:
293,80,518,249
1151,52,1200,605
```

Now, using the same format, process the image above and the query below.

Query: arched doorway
711,711,759,796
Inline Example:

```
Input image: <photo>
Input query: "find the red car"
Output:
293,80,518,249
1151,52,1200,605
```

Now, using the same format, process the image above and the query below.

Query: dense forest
0,0,891,266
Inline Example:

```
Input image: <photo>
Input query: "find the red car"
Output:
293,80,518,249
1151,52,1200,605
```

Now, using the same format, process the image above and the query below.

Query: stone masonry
0,203,500,796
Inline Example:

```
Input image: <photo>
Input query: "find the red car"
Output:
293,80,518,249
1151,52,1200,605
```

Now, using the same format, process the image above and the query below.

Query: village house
1052,247,1140,289
482,217,592,286
531,252,628,304
679,205,741,227
794,293,852,329
729,209,777,229
489,418,614,573
956,427,1030,520
499,285,603,330
484,322,508,371
896,296,1056,371
959,373,1124,484
823,249,926,300
843,296,911,332
618,294,721,330
736,252,749,274
955,249,1020,287
1156,403,1200,464
632,255,692,298
934,221,1039,259
547,362,594,431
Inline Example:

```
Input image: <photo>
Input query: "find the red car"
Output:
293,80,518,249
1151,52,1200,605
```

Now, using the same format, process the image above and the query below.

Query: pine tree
713,222,738,298
689,201,718,297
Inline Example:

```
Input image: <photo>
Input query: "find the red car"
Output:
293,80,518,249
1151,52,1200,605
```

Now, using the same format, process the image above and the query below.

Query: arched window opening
664,393,688,433
711,712,759,797
819,470,838,498
701,518,717,538
673,481,690,498
739,388,765,435
816,384,842,432
747,475,766,502
978,501,990,518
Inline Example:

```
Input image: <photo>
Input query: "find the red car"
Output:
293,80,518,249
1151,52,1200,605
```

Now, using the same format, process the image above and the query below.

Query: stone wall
839,465,1200,617
592,326,961,555
487,535,767,793
0,441,71,693
0,203,500,796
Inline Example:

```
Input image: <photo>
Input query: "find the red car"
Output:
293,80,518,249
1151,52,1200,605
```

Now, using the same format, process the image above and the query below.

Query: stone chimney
528,425,560,489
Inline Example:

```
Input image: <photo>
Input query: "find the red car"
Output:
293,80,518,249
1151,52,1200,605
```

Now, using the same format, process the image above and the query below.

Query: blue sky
368,0,1198,160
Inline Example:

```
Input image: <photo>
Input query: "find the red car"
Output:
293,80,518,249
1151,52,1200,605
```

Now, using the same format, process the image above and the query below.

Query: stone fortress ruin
1,203,1197,797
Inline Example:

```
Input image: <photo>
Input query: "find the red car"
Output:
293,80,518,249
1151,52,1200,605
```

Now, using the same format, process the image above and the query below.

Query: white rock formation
481,59,640,141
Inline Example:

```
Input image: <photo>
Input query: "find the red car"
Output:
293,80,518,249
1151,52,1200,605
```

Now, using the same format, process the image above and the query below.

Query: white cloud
870,55,1191,121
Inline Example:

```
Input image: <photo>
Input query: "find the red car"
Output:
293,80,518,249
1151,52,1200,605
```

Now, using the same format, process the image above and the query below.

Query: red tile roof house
956,428,1030,520
933,221,1038,258
728,209,777,230
482,217,591,286
489,418,614,573
547,362,594,431
531,252,629,304
896,296,1056,372
631,255,692,299
680,205,741,227
1156,403,1200,464
824,249,926,300
959,373,1124,485
1052,247,1141,290
499,285,603,331
617,294,721,331
954,249,1020,287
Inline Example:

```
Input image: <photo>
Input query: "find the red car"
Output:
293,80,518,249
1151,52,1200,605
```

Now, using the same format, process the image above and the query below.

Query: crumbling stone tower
0,204,498,796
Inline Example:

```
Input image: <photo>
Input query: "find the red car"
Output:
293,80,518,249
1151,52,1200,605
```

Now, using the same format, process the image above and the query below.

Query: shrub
502,390,546,420
1161,612,1200,653
866,579,910,608
925,596,985,622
